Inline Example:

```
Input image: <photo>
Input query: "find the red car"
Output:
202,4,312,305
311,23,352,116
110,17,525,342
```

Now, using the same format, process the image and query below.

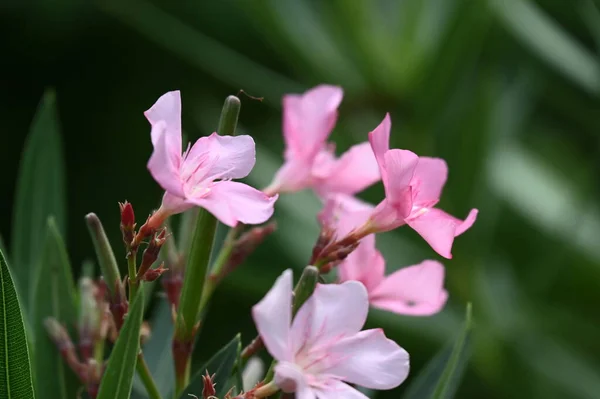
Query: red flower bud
202,371,217,398
141,263,169,282
119,201,136,248
137,228,168,279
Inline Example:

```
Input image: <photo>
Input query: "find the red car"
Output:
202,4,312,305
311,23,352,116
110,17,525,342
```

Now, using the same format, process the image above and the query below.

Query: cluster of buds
308,224,360,273
137,228,169,282
45,317,105,398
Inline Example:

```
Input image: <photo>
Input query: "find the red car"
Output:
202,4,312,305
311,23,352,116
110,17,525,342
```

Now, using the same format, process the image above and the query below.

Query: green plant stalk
128,252,139,300
136,353,163,399
85,213,122,299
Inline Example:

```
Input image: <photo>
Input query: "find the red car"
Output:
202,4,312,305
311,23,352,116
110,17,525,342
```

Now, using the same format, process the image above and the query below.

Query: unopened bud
162,270,183,309
137,228,167,279
44,318,73,350
141,263,169,282
140,321,151,345
202,371,217,398
109,278,129,331
220,222,277,281
119,201,136,247
310,226,335,265
292,266,319,316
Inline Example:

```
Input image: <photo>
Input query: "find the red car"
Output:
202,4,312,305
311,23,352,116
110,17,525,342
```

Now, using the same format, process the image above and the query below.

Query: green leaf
32,218,79,399
402,303,473,399
180,334,241,398
96,290,145,399
11,89,66,310
0,247,36,398
132,300,174,398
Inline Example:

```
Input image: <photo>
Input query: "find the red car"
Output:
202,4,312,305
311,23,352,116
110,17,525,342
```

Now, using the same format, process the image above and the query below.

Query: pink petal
192,181,277,227
283,85,343,160
412,157,448,207
368,113,391,170
147,122,184,197
383,149,418,214
338,235,385,292
267,158,314,194
182,133,255,183
327,329,410,390
160,192,195,215
318,194,373,237
145,90,182,146
368,198,408,233
315,142,381,196
406,208,477,259
251,270,293,362
314,380,369,399
369,260,448,316
290,281,368,354
274,362,315,399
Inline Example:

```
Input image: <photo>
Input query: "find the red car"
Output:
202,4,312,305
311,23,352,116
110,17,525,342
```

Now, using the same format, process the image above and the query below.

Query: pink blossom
252,270,409,398
338,234,447,316
145,91,277,227
360,114,478,258
265,85,380,196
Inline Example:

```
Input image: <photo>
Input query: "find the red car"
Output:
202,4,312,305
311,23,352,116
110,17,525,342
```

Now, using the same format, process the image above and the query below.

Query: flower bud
109,278,129,331
119,201,136,247
202,371,217,398
141,263,169,282
137,228,167,279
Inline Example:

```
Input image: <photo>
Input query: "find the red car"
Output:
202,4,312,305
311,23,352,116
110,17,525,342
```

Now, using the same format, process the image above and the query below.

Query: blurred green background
2,0,600,398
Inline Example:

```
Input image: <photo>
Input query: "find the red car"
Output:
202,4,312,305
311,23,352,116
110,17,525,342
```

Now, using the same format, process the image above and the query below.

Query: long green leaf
180,334,241,398
402,303,473,399
32,217,79,399
0,247,35,398
11,89,66,310
96,290,145,399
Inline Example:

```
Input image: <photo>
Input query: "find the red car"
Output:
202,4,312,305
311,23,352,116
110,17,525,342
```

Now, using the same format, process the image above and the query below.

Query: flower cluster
41,85,477,399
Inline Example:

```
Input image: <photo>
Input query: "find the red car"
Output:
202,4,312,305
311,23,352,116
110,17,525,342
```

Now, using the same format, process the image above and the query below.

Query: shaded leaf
402,303,473,399
181,334,241,398
11,89,66,310
32,218,79,399
0,247,36,398
96,290,145,399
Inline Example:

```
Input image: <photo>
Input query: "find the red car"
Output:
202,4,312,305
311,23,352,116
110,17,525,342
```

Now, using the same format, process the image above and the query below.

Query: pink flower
252,269,409,398
265,85,380,196
145,91,278,227
338,234,448,316
363,114,478,258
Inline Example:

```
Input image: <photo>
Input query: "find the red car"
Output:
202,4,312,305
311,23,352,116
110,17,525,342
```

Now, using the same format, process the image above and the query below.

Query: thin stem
128,252,139,300
136,352,163,399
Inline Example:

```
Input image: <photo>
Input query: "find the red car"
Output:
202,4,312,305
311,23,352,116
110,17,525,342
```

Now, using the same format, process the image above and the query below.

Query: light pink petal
368,113,391,170
383,150,418,213
412,157,448,207
368,198,408,233
274,362,315,399
338,235,385,292
147,123,184,197
266,158,313,194
290,281,368,353
327,329,410,390
315,142,381,196
406,208,478,258
192,181,277,227
314,380,369,399
251,270,293,362
369,260,448,316
145,91,182,146
181,133,255,186
318,194,373,237
283,85,343,160
160,192,195,215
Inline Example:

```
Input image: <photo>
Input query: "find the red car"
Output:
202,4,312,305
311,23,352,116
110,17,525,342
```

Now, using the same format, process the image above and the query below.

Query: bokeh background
2,0,600,398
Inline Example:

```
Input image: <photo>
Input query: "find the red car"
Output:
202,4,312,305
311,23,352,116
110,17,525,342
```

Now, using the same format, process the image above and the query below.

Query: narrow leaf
96,290,145,399
11,89,66,310
32,218,79,399
0,247,36,398
402,303,473,399
180,334,241,398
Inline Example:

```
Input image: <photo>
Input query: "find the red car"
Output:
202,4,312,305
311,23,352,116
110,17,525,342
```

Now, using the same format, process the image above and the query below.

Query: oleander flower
145,90,277,228
252,269,409,398
265,85,380,197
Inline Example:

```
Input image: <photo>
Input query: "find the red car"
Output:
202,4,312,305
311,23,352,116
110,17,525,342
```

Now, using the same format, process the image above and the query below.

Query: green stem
128,252,139,300
136,353,163,399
